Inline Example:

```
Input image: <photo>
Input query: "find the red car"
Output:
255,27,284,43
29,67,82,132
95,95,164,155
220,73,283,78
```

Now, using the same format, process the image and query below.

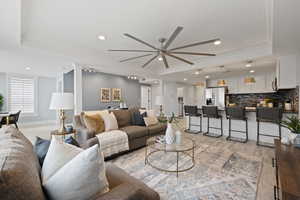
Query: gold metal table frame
145,137,195,177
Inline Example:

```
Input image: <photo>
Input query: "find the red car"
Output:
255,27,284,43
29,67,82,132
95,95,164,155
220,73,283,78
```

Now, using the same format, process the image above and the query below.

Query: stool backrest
256,107,283,123
184,105,190,116
202,106,218,118
225,106,246,120
189,106,198,116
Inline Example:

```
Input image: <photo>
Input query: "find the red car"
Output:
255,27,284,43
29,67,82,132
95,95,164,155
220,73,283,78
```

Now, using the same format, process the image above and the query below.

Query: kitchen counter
197,107,298,114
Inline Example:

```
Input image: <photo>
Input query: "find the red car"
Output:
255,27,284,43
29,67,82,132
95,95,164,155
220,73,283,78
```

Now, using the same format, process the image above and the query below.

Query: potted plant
281,116,300,147
0,94,3,111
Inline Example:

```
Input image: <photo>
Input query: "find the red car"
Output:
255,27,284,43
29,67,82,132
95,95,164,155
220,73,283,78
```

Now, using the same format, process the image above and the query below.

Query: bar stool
256,107,282,147
184,105,202,134
225,106,248,143
202,106,223,138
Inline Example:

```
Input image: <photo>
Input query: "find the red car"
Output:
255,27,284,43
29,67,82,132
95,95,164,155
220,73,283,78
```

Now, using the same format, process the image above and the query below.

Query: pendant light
217,80,226,86
244,77,256,84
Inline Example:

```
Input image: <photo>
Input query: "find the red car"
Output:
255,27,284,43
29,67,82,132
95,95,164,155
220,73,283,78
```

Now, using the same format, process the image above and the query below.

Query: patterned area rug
109,134,262,200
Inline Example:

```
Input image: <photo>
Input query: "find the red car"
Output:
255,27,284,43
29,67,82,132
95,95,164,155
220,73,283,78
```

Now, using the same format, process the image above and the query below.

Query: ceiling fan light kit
109,26,220,69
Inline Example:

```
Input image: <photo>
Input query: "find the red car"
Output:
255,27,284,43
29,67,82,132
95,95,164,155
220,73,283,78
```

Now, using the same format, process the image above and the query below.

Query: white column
73,63,83,115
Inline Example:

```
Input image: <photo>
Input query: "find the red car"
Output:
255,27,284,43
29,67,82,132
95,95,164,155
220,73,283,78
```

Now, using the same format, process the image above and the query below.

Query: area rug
109,134,263,200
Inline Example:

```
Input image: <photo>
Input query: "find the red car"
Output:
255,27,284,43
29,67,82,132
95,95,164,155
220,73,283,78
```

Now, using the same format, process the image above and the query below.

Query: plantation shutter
8,76,35,114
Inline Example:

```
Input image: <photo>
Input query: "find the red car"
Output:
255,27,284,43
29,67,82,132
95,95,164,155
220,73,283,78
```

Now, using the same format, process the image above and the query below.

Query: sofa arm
96,184,148,200
76,127,96,146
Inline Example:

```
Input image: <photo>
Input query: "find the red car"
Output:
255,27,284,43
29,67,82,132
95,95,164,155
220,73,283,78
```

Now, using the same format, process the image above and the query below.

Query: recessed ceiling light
246,61,252,68
158,57,163,61
195,71,200,75
214,39,221,46
205,75,210,79
25,67,31,70
98,35,106,40
183,78,187,81
250,70,255,73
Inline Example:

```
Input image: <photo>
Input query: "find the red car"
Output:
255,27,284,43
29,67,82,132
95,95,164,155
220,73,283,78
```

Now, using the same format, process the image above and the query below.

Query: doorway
141,85,151,110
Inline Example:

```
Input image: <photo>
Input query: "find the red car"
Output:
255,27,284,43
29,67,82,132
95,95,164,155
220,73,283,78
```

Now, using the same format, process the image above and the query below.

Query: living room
1,0,300,200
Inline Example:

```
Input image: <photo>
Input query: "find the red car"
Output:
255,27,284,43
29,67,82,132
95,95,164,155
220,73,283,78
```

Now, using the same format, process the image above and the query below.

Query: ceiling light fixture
217,80,226,86
183,78,187,81
205,75,210,79
128,75,138,80
25,67,31,70
158,57,163,61
195,70,201,75
245,61,252,68
244,77,256,84
214,39,221,45
250,70,255,73
98,35,106,40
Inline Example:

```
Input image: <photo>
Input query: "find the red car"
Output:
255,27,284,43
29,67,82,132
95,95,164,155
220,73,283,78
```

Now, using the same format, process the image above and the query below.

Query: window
8,75,36,114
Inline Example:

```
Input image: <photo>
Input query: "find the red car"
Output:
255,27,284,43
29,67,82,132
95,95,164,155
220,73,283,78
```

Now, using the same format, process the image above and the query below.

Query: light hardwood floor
21,123,275,200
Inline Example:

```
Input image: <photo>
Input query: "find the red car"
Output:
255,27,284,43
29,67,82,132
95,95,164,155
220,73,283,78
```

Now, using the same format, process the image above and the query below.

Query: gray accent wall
0,72,57,123
82,71,141,110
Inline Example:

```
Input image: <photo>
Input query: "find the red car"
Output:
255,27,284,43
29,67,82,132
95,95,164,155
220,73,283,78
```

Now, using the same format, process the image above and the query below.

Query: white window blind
8,76,35,114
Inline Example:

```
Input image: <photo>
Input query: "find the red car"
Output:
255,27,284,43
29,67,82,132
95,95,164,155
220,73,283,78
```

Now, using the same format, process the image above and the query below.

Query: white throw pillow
102,112,118,131
42,137,82,183
42,137,109,200
144,116,159,127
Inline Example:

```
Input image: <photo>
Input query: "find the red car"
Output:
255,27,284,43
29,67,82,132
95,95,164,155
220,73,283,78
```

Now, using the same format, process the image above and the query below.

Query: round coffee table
145,136,195,177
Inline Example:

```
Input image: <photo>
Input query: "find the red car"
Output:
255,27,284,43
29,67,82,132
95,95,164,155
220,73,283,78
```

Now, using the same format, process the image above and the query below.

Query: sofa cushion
83,114,105,134
105,163,160,200
0,126,46,200
111,110,131,128
120,126,148,140
148,123,167,136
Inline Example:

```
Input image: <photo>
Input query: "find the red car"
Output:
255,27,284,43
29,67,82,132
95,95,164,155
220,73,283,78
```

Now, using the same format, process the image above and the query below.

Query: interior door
141,86,151,110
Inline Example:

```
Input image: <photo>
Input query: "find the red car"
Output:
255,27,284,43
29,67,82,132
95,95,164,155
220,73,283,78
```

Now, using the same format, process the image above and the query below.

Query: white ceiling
1,0,297,80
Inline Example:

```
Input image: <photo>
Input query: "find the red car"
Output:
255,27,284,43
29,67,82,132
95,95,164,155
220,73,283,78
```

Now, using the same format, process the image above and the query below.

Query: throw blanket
96,130,129,158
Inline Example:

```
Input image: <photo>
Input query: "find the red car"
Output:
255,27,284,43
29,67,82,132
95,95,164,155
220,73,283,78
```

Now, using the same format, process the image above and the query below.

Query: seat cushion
0,127,46,200
111,110,132,128
120,126,148,140
148,123,167,136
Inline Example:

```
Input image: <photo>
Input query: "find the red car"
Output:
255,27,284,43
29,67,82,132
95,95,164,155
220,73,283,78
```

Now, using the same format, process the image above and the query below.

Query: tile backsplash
226,87,299,112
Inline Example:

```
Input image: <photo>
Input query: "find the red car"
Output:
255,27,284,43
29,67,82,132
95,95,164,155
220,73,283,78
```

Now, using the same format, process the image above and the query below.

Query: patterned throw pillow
132,111,147,126
83,114,105,134
143,116,159,127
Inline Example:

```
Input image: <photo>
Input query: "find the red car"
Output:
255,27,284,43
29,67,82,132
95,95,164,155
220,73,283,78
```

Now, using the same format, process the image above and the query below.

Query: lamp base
58,109,67,134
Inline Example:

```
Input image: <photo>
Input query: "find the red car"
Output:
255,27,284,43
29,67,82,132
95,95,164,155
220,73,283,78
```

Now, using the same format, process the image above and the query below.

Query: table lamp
49,93,74,133
155,96,164,114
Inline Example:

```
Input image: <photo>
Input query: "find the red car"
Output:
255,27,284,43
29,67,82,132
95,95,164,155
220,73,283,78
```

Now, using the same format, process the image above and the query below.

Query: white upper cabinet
277,55,297,89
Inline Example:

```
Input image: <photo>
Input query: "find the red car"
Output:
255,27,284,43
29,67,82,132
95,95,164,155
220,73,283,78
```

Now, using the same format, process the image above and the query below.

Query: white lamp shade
49,93,74,110
155,96,164,105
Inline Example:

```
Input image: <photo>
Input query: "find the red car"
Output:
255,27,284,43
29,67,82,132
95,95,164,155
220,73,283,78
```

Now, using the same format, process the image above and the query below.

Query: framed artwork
112,88,122,101
100,88,111,102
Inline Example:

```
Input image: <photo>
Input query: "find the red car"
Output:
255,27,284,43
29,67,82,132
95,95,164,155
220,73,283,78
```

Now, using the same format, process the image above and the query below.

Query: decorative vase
120,102,124,108
175,130,182,144
165,123,175,144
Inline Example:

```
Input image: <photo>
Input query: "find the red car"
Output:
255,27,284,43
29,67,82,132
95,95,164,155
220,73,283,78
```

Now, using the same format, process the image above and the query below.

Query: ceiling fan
108,26,220,69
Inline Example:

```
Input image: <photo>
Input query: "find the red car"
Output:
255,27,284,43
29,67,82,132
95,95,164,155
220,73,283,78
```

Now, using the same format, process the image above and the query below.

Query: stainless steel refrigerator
205,87,226,108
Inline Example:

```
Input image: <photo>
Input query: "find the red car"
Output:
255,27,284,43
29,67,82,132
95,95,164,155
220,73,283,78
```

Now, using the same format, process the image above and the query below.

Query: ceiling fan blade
108,49,157,53
162,54,169,69
142,55,159,68
164,52,194,65
120,54,153,62
124,33,158,50
170,52,216,56
169,38,220,51
164,26,183,49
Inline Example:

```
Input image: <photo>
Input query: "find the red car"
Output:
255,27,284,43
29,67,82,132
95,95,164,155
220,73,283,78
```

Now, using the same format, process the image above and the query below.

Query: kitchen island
186,107,298,142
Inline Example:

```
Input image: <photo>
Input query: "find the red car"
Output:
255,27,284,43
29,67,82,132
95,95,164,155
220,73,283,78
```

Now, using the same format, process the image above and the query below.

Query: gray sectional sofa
0,126,160,200
74,109,167,152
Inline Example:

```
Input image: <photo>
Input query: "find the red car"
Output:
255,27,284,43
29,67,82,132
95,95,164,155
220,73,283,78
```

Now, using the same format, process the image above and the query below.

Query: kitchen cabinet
277,55,297,89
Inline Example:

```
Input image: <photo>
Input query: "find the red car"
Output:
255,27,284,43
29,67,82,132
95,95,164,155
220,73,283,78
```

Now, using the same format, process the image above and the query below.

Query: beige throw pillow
83,114,105,134
144,116,159,127
102,112,119,131
84,110,109,118
42,137,109,200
